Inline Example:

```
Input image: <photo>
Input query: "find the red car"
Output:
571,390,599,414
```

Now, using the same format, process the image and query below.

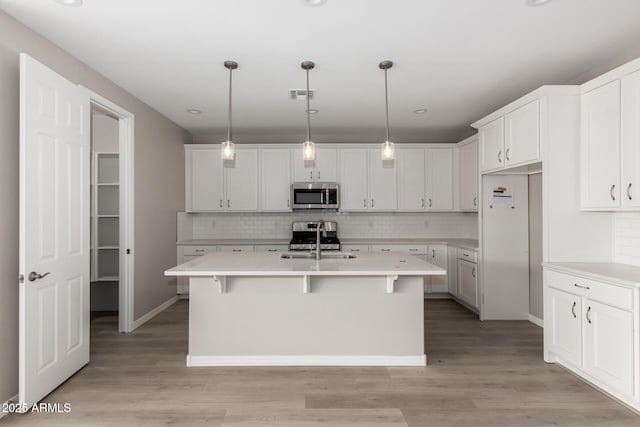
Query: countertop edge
543,262,640,289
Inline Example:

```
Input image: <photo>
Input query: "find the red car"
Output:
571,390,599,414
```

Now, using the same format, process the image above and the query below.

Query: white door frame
82,87,135,333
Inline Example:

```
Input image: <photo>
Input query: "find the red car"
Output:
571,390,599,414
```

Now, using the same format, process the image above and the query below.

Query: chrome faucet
315,220,327,260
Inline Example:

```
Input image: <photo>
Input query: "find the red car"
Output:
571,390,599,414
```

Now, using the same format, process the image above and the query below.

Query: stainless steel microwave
291,183,339,210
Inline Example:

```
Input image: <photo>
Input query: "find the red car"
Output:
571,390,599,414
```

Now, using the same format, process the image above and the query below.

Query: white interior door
19,54,90,406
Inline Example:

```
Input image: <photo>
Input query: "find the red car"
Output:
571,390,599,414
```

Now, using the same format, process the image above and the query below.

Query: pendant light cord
384,67,390,142
306,68,311,142
227,65,233,142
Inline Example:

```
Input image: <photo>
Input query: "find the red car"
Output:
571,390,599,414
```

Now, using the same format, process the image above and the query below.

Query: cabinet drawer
370,244,428,254
341,244,370,253
218,245,255,253
545,269,633,311
183,245,217,256
457,249,477,263
254,245,288,253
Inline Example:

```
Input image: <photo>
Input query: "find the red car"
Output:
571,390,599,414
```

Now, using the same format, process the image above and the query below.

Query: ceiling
3,0,640,143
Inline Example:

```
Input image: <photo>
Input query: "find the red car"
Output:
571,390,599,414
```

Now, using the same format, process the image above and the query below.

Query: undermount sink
280,252,356,260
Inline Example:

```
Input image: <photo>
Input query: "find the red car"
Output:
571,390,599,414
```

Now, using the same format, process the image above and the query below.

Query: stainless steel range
289,221,340,251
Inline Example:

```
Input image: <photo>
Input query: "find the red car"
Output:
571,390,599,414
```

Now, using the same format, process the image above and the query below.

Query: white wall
614,212,640,266
529,173,543,320
184,212,478,241
0,10,191,405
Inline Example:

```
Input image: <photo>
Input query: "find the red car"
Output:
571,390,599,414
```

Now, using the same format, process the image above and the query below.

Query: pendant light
379,60,395,161
221,60,238,161
301,61,316,161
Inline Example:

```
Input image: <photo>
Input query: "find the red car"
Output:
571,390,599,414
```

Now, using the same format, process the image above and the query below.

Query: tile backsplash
179,211,478,241
614,212,640,266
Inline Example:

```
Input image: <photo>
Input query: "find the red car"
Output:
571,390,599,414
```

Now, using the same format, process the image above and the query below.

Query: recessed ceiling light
187,109,202,114
54,0,83,6
303,0,328,6
526,0,552,6
413,108,428,114
306,109,319,114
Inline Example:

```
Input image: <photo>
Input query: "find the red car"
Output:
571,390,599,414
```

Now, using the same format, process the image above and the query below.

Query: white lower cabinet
544,267,638,409
426,245,448,293
457,259,478,308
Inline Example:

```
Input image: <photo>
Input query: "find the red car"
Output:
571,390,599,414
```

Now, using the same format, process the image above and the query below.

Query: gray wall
529,173,543,320
0,10,191,404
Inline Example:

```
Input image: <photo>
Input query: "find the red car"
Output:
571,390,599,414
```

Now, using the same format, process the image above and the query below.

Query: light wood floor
4,299,639,426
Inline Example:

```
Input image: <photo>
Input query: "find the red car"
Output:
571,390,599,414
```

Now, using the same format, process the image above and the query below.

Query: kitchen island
165,251,445,367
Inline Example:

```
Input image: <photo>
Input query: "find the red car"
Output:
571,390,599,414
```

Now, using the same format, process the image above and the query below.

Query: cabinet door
225,149,259,211
369,149,397,211
339,149,369,211
581,81,621,208
504,100,540,167
426,148,454,210
314,148,338,182
260,149,291,211
186,147,224,211
546,287,582,367
447,248,458,296
457,259,478,308
479,117,504,173
584,299,634,396
459,139,478,211
398,148,426,210
621,69,640,209
291,148,315,182
428,245,448,293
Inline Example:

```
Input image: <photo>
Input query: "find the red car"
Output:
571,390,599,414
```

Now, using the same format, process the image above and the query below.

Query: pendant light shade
221,60,238,161
301,61,316,161
379,60,395,161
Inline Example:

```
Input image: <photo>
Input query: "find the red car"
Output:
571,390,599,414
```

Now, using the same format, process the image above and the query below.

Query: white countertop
165,251,446,277
177,238,478,251
543,262,640,289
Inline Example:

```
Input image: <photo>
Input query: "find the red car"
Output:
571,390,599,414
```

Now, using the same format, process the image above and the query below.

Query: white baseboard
187,354,427,367
528,314,544,328
0,394,19,419
133,295,179,330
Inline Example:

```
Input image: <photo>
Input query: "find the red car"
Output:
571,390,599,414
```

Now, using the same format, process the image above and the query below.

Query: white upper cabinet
581,80,621,209
459,138,478,211
504,100,540,167
369,150,398,211
478,100,540,174
621,69,640,209
426,148,454,210
292,148,337,182
260,149,291,212
479,117,504,173
398,148,426,210
339,149,397,211
339,149,369,211
223,148,259,211
186,147,224,211
185,146,258,212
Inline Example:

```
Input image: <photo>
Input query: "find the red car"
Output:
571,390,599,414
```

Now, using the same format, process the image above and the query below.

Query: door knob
28,271,50,282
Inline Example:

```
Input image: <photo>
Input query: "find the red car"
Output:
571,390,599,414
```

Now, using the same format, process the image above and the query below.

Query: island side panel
187,275,425,366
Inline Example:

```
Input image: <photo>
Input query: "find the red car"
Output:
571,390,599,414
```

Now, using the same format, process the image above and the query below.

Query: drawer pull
473,196,477,207
195,249,205,252
571,301,576,318
472,267,476,278
586,306,592,324
232,249,242,252
628,183,632,201
610,184,615,201
432,249,436,258
498,150,502,163
381,249,391,252
267,249,277,252
574,283,590,290
352,249,360,252
409,248,419,252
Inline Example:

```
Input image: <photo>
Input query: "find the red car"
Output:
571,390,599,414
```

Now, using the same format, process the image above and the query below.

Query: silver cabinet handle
28,271,50,282
219,199,223,208
409,248,419,252
310,171,313,180
287,199,290,208
352,249,360,252
472,267,476,278
505,148,510,161
421,198,425,208
473,196,477,207
371,199,374,208
498,150,502,163
432,249,435,258
363,199,367,208
628,183,632,201
571,301,577,318
574,283,590,290
463,253,469,257
381,248,391,252
317,171,321,180
232,249,242,252
610,184,615,201
429,198,432,208
195,249,205,252
227,200,231,208
586,306,592,324
267,249,277,252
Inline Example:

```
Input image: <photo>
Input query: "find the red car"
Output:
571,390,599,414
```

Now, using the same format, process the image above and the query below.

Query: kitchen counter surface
177,238,479,250
543,262,640,289
166,251,446,277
